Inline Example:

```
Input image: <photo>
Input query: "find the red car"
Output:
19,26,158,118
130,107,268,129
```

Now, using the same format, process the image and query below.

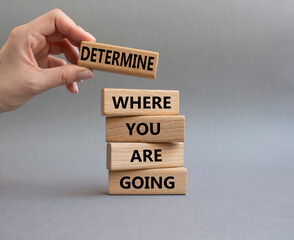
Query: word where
112,96,171,109
80,46,155,71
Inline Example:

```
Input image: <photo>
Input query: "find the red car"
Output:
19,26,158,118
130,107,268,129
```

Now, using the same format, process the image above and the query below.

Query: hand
0,9,95,113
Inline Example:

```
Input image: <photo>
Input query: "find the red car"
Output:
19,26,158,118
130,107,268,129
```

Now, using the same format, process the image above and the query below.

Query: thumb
40,64,94,90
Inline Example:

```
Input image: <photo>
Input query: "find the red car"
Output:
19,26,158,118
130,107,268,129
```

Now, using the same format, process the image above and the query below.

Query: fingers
39,64,94,92
26,9,95,46
66,82,79,94
47,55,81,94
49,39,79,64
46,31,65,43
47,55,67,68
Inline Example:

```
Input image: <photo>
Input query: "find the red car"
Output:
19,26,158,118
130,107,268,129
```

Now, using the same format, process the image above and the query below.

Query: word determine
78,42,159,79
81,46,155,71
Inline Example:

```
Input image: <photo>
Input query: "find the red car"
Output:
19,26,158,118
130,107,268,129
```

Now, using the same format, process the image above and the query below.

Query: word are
120,176,175,189
126,122,160,135
80,46,155,71
130,149,162,162
112,96,171,109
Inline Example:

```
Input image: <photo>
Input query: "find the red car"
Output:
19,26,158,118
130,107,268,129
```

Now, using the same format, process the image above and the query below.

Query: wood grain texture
107,142,184,170
101,88,179,116
106,115,185,142
78,41,159,79
108,167,187,195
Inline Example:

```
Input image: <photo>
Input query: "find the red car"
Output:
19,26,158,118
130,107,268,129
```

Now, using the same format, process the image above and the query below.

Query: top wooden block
78,41,159,79
101,88,179,116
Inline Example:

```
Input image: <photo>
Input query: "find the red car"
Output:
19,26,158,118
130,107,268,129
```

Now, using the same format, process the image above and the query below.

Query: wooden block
78,41,159,79
108,167,187,195
107,142,184,170
106,116,185,142
101,88,179,116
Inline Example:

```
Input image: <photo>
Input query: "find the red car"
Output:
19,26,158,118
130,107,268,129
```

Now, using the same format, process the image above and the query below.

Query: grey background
0,0,294,239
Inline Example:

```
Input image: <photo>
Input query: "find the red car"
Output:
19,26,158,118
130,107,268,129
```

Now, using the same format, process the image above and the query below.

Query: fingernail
87,32,96,41
73,83,79,94
77,80,84,83
77,70,94,80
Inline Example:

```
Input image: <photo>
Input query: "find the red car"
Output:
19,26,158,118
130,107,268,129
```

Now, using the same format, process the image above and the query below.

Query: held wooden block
108,167,187,195
101,88,179,116
107,142,184,170
106,115,185,142
78,41,159,79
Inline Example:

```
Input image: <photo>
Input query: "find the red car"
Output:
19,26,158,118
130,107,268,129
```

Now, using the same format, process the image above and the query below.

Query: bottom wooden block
108,167,187,195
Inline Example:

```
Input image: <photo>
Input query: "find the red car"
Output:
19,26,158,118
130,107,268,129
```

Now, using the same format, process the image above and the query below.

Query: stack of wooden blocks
78,41,187,195
101,88,187,194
